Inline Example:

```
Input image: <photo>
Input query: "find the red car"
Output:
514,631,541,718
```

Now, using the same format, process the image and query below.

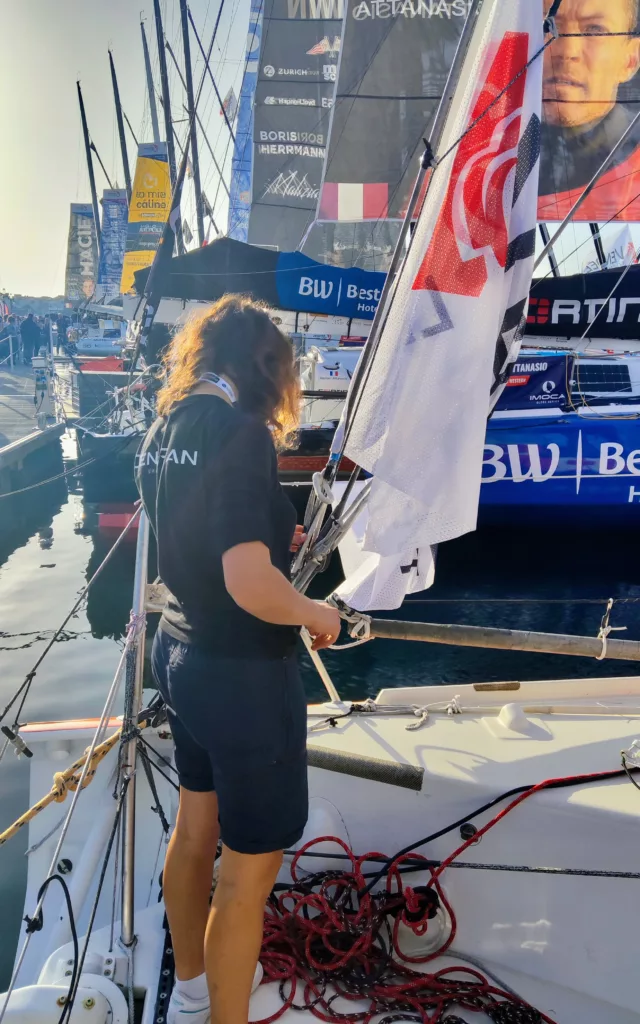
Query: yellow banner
120,144,171,294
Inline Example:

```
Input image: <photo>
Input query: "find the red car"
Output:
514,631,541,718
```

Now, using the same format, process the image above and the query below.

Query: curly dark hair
157,295,300,448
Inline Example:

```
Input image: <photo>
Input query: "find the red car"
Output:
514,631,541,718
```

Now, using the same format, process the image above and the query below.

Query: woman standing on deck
136,295,341,1024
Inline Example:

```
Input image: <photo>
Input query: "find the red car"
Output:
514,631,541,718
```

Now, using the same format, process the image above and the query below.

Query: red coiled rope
257,834,555,1024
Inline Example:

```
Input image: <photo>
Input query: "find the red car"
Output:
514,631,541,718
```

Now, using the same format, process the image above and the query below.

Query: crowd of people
0,312,70,366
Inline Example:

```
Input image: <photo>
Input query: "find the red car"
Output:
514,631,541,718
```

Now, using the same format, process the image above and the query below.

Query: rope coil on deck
258,836,554,1024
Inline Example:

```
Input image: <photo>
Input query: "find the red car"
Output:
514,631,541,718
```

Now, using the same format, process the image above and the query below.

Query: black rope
61,780,129,1023
138,733,179,775
359,764,640,896
621,753,640,792
140,746,180,794
138,742,173,831
22,874,79,1024
286,848,640,881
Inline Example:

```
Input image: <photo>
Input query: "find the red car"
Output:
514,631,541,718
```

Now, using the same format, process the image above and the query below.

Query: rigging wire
60,779,130,1023
0,618,141,1024
0,432,136,502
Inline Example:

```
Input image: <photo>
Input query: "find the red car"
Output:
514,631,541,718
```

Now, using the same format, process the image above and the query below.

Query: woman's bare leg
205,845,282,1024
164,788,220,981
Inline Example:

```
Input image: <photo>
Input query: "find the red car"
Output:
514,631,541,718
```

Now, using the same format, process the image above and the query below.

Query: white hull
5,674,640,1022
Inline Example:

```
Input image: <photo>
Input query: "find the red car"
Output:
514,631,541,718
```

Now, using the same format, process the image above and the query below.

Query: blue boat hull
480,413,640,525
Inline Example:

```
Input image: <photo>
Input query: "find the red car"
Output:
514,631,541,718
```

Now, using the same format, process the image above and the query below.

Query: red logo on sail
412,32,530,299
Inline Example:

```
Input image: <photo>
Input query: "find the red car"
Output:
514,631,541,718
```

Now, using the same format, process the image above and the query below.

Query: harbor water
1,432,640,986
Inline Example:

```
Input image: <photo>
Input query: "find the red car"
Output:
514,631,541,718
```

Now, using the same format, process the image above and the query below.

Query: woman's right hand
306,602,342,651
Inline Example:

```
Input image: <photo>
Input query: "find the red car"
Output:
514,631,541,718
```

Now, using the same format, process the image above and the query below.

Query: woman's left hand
290,525,307,553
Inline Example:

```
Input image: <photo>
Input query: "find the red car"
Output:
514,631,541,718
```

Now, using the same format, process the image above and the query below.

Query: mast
165,40,230,202
141,19,161,146
109,50,132,202
77,81,102,250
153,0,178,186
179,0,205,246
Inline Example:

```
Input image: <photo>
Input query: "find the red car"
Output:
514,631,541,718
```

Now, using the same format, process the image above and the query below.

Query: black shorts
151,628,309,854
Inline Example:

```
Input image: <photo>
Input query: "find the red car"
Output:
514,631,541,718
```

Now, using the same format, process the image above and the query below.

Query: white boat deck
6,677,640,1023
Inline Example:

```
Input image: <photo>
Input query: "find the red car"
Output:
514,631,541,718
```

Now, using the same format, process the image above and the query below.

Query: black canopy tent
133,237,281,306
134,237,640,342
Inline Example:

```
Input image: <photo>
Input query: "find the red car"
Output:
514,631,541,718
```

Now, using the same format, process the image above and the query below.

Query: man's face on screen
543,0,640,127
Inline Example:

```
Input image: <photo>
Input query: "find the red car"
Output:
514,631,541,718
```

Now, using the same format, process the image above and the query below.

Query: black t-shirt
135,394,298,657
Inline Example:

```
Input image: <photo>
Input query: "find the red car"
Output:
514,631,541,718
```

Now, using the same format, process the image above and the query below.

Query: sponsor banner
133,234,385,320
65,203,99,302
482,418,640,516
495,355,570,412
539,1,640,223
228,0,263,241
276,250,385,317
306,0,640,270
246,0,342,250
527,265,640,340
97,189,128,301
121,144,171,294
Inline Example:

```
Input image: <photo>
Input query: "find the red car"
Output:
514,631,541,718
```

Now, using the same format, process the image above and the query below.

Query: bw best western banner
121,144,171,294
305,0,640,270
65,204,99,301
97,189,128,301
133,235,386,319
247,0,343,251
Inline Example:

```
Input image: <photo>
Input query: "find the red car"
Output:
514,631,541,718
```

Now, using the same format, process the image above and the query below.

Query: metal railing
0,334,19,370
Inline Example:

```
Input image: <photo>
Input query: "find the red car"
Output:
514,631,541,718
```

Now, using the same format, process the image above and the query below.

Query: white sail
583,224,639,273
338,0,544,611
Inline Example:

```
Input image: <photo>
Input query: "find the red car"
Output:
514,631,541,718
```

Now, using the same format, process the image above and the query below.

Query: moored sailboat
5,3,640,1023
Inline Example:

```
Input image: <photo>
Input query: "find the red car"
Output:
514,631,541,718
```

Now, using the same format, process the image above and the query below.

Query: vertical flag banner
228,0,342,250
221,87,239,124
97,189,128,301
228,0,264,242
339,0,544,610
65,204,99,301
121,144,171,294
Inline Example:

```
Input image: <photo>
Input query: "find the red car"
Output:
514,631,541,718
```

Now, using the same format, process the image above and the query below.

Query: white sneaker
167,989,210,1024
167,963,263,1023
252,961,264,992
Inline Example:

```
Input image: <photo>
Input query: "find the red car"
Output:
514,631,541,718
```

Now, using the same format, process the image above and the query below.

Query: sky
0,0,247,297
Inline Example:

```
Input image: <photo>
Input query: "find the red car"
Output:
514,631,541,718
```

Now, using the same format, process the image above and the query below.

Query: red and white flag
338,0,544,611
319,182,388,222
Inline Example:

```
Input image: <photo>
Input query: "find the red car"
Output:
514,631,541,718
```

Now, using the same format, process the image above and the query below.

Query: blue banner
481,415,640,525
228,0,263,241
97,189,128,300
276,251,385,319
495,355,570,412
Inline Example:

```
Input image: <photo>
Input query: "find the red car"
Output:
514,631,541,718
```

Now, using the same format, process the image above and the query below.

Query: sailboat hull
7,676,640,1023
